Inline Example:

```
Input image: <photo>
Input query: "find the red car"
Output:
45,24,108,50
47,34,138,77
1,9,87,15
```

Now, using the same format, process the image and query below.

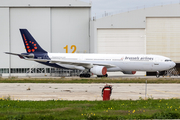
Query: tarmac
0,83,180,101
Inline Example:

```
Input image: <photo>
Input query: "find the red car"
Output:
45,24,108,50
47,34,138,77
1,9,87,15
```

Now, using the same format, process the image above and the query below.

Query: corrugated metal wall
51,8,90,53
0,7,90,68
10,8,51,68
0,8,9,68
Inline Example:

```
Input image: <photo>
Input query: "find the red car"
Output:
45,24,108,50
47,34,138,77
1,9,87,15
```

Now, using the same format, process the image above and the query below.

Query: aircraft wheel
156,71,160,78
85,74,91,78
97,75,102,77
80,74,84,78
80,74,91,78
156,74,160,78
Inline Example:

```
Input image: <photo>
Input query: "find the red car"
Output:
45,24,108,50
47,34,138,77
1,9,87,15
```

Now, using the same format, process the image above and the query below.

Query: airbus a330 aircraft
5,29,176,78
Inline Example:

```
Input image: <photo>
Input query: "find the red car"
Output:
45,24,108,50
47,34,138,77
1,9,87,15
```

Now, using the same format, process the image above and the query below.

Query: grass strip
0,77,180,83
0,98,179,119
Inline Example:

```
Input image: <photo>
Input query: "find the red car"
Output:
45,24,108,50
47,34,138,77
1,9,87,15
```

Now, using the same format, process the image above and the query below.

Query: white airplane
5,29,176,78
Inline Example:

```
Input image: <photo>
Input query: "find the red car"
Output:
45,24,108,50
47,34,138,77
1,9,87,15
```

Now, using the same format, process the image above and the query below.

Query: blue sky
80,0,179,18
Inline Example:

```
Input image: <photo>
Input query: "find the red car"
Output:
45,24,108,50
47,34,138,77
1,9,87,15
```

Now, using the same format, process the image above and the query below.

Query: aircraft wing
29,58,116,69
5,52,116,68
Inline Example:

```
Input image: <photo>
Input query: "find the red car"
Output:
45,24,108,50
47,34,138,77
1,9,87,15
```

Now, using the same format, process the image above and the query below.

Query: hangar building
0,0,180,77
90,3,180,76
0,0,91,77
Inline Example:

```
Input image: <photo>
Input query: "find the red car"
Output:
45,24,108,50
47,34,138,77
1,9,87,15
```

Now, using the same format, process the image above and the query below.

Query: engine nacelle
122,71,136,75
90,66,107,75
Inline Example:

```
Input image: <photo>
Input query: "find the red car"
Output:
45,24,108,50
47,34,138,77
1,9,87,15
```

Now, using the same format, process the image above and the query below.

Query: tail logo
20,29,47,53
23,34,37,53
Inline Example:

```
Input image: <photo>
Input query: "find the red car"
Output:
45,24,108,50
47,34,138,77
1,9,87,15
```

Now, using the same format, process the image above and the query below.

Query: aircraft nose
172,62,176,68
170,61,176,68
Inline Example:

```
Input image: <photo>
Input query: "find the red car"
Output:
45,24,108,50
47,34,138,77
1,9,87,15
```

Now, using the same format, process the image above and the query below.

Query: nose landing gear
156,71,160,78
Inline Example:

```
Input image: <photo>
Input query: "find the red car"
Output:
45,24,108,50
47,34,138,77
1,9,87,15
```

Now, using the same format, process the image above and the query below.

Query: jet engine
122,71,136,74
90,66,107,75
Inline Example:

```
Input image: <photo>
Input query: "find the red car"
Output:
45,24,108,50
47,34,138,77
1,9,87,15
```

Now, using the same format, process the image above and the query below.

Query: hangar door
97,28,146,75
97,29,145,54
146,17,180,63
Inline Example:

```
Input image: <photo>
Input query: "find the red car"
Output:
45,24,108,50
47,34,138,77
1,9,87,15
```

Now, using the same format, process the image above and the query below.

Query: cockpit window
165,59,172,62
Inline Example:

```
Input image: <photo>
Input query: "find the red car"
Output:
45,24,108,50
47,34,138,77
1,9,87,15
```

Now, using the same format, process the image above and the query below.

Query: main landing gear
79,69,91,78
80,73,91,78
79,69,108,78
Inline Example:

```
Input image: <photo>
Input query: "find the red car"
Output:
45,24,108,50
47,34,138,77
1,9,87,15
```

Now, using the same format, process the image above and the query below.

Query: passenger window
165,60,171,62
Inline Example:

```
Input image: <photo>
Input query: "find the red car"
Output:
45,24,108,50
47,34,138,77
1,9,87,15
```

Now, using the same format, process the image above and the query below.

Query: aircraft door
143,63,153,71
152,57,160,71
154,57,160,66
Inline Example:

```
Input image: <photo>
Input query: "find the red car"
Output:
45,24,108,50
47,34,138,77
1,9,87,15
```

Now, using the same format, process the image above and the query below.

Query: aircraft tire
80,74,91,78
156,74,160,78
80,74,84,78
86,74,91,78
156,71,160,78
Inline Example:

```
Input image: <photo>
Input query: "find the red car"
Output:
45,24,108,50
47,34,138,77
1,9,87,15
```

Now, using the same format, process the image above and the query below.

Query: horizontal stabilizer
5,52,34,59
5,52,25,59
5,52,21,56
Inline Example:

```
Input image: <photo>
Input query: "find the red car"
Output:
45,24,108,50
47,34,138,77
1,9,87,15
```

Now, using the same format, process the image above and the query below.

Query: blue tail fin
20,29,47,53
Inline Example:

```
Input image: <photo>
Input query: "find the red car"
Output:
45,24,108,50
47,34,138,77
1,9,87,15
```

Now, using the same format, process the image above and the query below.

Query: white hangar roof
94,4,180,28
0,0,91,7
